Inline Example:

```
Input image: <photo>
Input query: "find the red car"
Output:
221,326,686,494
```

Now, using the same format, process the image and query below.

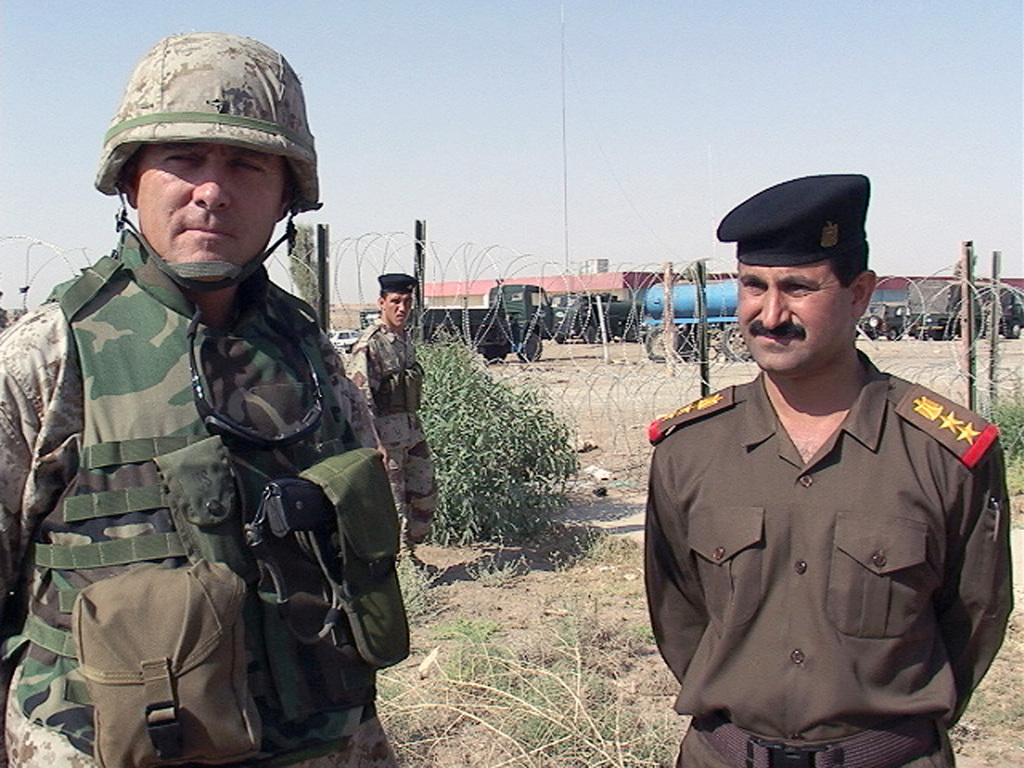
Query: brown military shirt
645,356,1012,742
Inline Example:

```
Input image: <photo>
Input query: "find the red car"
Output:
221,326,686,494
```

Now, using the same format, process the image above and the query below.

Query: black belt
693,714,937,768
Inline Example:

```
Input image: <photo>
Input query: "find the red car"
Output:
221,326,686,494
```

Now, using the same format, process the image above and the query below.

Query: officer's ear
849,270,877,318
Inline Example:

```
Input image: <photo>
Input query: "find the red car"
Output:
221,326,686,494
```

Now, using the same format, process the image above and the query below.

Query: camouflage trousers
5,667,398,768
376,412,436,545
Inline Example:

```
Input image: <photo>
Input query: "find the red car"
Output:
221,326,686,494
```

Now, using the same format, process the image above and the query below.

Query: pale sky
1,1,1021,308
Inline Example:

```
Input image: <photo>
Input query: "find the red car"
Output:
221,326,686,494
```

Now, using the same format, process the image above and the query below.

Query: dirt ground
393,337,1024,766
399,482,1022,767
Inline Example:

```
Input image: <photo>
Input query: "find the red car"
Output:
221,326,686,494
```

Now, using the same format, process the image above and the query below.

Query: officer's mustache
748,320,807,341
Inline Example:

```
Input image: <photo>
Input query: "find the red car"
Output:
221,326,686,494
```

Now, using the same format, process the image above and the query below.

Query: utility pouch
71,560,262,768
245,462,390,723
155,436,253,581
300,448,410,669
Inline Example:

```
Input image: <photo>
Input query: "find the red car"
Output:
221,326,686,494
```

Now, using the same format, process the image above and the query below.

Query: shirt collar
737,351,888,453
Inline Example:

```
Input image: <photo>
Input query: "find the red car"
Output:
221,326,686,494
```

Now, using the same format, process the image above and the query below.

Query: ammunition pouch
244,448,409,720
155,436,255,582
373,363,423,413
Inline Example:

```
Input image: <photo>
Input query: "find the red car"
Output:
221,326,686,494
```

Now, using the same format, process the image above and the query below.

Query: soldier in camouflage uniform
0,33,402,767
348,275,437,547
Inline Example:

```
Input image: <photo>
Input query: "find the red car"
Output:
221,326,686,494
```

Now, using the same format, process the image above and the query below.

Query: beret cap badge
820,221,839,248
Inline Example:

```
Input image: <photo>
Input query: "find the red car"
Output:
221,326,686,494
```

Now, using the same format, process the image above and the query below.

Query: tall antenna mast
561,3,570,272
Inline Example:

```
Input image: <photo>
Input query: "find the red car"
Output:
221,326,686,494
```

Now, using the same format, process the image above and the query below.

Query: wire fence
3,233,1023,488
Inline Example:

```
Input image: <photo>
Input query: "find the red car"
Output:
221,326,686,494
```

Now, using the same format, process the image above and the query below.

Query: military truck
419,283,553,362
904,280,1023,340
641,280,751,362
859,302,909,340
551,293,643,344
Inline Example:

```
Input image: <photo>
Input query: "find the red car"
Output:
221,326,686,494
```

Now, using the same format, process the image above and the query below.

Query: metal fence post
958,241,976,410
316,224,329,331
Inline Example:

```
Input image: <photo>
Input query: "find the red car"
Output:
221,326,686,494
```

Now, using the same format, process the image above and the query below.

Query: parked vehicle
419,283,553,362
903,280,1023,340
641,280,751,362
859,303,908,340
328,328,361,354
551,293,643,343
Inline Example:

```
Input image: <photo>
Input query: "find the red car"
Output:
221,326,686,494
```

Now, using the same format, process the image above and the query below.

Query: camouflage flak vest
14,236,372,760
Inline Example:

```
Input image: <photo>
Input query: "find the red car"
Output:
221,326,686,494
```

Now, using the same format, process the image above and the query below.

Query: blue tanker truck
642,280,751,362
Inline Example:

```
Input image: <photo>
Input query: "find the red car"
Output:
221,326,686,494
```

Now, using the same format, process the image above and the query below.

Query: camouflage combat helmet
96,31,319,213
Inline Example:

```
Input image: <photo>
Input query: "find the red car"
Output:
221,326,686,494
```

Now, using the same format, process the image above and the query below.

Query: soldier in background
0,32,400,767
349,274,436,549
645,174,1012,768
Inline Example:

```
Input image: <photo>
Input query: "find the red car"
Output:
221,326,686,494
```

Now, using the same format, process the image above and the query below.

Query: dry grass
383,524,1023,767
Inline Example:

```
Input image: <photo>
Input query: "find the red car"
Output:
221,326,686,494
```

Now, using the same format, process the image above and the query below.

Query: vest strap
58,588,80,613
23,614,77,657
33,533,187,570
82,437,207,469
58,256,123,321
63,485,165,522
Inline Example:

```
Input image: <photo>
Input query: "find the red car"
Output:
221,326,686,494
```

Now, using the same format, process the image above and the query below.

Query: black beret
717,174,870,269
378,273,417,294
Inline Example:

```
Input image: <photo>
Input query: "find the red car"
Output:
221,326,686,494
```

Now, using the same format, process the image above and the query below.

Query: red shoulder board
648,388,735,445
895,385,999,469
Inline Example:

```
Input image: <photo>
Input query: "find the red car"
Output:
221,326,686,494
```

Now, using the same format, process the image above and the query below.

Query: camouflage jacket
0,235,381,761
348,322,424,447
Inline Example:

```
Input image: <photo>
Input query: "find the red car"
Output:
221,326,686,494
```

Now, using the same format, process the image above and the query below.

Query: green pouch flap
154,436,252,579
299,449,409,668
299,448,399,561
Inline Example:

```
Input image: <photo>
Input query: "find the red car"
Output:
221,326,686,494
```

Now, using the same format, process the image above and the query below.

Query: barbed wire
3,233,1022,487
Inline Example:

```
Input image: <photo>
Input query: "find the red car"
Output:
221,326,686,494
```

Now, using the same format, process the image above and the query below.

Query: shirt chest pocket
690,507,764,628
827,514,937,638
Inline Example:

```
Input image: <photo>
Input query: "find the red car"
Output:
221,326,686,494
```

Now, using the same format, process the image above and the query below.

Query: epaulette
895,384,999,469
648,387,735,445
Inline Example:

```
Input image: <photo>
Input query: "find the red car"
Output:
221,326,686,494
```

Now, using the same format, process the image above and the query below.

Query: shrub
418,339,579,545
992,395,1024,497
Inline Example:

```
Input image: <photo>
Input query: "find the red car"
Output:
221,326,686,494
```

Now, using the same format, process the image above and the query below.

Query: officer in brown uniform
645,174,1012,768
348,274,436,547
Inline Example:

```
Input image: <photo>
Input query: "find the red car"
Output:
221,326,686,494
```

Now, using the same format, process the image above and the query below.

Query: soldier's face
378,292,414,329
737,261,875,380
127,143,290,269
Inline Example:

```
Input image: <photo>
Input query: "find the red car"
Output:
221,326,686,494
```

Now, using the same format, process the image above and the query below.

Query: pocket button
871,550,887,568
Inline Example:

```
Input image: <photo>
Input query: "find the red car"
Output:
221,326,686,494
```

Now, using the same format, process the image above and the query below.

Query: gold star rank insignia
938,410,964,435
956,422,981,443
897,385,999,468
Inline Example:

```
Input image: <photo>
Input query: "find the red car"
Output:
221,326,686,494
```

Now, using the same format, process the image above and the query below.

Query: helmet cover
96,32,319,212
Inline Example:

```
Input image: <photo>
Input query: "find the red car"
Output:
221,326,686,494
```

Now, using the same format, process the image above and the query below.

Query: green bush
418,339,579,545
992,396,1024,459
992,396,1024,497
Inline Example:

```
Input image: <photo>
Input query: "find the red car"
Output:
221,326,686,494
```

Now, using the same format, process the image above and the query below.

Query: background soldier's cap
379,273,417,294
717,174,870,269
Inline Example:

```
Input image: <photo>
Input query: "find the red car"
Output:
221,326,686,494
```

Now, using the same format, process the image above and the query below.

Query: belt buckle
753,737,827,768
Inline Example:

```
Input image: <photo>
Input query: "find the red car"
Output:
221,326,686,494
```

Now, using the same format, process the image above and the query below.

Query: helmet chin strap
115,192,295,293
